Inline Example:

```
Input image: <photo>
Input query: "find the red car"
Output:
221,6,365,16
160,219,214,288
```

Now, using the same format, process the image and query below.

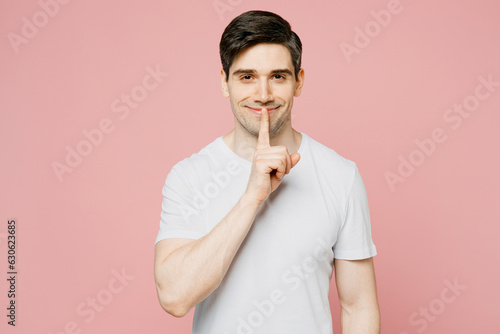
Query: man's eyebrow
232,69,255,77
231,68,294,77
270,69,293,76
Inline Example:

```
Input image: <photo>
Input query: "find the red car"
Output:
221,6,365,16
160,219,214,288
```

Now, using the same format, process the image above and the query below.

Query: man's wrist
240,192,264,209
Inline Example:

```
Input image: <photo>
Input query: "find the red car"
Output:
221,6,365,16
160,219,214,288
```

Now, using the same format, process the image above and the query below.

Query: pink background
1,0,499,333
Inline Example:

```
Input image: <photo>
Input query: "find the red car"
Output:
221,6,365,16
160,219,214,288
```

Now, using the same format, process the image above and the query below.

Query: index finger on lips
257,107,270,149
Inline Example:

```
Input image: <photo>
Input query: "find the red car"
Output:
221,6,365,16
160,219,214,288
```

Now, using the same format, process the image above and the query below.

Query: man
154,10,380,334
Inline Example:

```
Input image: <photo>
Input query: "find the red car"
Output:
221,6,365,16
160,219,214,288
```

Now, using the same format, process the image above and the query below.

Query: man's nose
255,80,274,103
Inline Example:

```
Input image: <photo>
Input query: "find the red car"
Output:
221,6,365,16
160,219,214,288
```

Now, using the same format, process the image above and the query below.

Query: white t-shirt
155,132,377,334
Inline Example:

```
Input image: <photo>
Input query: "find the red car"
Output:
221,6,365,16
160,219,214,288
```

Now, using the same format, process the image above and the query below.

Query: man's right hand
244,107,301,204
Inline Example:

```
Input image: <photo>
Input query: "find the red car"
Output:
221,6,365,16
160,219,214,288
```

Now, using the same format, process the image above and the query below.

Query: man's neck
222,126,302,162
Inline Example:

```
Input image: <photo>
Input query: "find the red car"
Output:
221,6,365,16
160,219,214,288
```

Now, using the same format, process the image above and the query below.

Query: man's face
221,43,304,137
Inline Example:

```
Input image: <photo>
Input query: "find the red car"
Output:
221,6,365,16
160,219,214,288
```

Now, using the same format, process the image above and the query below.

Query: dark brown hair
219,10,302,81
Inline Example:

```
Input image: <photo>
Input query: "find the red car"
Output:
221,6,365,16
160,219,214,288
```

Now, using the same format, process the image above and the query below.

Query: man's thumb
290,152,301,168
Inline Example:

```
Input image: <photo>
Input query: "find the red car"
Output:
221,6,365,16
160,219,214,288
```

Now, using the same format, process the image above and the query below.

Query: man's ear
221,69,229,97
294,68,305,97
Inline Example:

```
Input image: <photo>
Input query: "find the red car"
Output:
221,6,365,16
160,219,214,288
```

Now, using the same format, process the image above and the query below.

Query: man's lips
246,106,280,115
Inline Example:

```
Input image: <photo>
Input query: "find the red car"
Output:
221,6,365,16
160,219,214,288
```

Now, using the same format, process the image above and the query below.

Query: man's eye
242,75,252,80
273,74,285,80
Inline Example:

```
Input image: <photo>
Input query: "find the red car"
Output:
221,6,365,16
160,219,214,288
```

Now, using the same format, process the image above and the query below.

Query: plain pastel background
1,0,499,333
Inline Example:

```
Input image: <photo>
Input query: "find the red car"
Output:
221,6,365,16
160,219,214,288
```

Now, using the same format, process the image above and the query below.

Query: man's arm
154,192,262,317
334,257,381,334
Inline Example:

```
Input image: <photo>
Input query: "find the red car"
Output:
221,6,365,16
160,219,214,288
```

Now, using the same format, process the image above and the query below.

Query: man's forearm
156,193,262,317
340,304,381,334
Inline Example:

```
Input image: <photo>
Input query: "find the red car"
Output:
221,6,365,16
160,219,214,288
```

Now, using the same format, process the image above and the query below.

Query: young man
154,10,380,334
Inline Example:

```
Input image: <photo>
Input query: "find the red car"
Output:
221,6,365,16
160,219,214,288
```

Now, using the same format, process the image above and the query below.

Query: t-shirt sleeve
154,165,207,245
332,166,377,260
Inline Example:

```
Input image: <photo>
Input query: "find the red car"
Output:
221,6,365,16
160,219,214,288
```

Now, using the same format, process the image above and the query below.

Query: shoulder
168,136,224,183
303,132,358,181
